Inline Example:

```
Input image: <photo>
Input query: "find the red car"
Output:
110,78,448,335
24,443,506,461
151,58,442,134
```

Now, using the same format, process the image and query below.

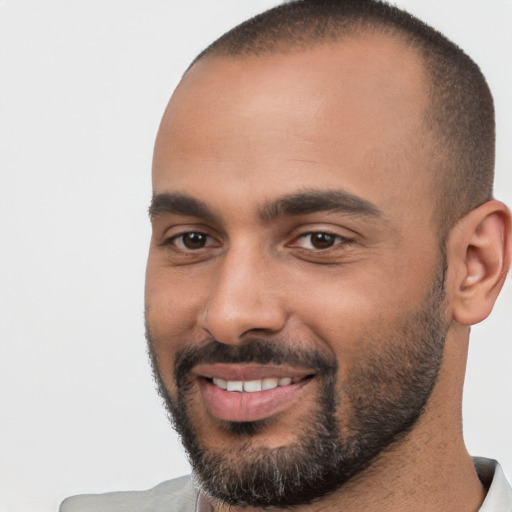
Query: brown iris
309,233,336,249
182,233,208,249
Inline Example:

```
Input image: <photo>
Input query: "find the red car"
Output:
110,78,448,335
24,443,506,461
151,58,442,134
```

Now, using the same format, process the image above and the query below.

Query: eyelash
289,231,351,251
166,232,219,250
165,230,351,252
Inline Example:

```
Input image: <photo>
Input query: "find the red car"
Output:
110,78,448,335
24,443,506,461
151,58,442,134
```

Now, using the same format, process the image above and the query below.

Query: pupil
184,233,206,249
312,233,334,249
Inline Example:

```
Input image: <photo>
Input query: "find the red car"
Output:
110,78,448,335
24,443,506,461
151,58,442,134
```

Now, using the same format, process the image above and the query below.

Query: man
61,0,511,510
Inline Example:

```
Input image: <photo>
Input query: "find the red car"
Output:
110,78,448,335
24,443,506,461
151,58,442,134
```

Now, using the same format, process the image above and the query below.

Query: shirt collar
474,457,512,511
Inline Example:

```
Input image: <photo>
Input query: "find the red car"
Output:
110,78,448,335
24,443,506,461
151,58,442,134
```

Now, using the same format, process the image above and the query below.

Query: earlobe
450,200,511,326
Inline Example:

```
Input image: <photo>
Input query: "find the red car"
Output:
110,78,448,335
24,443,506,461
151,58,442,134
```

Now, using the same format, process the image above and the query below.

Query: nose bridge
200,239,286,344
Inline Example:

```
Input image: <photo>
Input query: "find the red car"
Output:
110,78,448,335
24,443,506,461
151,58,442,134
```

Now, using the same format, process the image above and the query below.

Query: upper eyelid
156,227,215,247
158,225,355,245
169,230,216,242
174,232,217,244
289,232,351,247
296,229,349,238
290,226,355,241
160,223,218,238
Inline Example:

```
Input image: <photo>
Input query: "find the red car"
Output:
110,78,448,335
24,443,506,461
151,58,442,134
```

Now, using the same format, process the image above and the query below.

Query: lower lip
198,378,312,422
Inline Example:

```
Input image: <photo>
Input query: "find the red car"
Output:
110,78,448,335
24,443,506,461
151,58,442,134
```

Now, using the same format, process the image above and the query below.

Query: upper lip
192,363,316,382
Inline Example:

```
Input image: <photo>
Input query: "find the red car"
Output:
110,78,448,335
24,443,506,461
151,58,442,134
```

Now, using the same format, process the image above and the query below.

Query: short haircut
189,0,495,237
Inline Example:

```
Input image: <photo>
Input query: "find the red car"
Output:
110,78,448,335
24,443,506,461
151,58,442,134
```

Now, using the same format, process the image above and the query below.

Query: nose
198,244,287,345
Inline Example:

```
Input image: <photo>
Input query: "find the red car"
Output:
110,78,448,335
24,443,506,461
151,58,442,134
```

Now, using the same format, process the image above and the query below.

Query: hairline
180,2,495,242
187,26,453,238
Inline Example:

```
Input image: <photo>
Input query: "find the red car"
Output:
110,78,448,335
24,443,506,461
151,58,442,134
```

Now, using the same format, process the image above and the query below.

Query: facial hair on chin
145,260,448,508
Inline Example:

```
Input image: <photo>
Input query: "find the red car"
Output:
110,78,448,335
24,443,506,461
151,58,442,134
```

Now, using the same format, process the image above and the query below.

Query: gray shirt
60,457,512,511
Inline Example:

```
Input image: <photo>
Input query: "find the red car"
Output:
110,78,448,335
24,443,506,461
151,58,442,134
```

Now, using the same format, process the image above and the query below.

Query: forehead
153,33,433,225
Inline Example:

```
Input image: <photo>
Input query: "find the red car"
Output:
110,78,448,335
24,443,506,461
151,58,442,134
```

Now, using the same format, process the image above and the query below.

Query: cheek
145,265,208,385
286,267,420,368
145,257,205,331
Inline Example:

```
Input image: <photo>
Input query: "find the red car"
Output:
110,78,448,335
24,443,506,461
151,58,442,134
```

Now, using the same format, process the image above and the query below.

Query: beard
146,258,448,508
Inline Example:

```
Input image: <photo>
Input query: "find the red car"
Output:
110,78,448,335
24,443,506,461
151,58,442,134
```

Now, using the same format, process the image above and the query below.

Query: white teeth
226,380,244,392
211,376,299,392
243,380,262,392
262,377,279,390
212,377,227,390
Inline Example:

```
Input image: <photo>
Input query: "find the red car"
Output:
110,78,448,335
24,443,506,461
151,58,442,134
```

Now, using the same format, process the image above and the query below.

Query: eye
291,231,348,250
169,232,218,250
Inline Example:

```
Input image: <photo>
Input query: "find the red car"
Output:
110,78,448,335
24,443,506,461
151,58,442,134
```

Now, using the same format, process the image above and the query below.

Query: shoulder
59,475,198,512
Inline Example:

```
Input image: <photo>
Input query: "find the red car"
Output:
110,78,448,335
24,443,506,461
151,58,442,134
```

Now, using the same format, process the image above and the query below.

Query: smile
193,364,316,422
210,376,303,392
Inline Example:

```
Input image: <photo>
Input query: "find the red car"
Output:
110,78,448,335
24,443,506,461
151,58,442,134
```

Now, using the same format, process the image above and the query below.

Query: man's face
146,35,448,506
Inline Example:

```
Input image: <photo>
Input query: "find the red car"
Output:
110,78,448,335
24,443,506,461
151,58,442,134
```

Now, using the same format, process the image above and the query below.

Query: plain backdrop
0,1,511,511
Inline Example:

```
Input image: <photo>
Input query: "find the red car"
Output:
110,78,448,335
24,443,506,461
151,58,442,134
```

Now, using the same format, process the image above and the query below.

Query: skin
146,33,511,512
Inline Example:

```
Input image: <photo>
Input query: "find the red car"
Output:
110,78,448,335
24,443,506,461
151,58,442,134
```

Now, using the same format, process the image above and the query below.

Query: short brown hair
190,0,495,236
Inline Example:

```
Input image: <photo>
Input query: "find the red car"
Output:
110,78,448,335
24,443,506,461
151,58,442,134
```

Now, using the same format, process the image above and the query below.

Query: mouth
209,375,307,392
193,364,316,423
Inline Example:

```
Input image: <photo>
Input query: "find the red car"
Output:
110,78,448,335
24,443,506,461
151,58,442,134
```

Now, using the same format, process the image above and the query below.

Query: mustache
174,339,338,386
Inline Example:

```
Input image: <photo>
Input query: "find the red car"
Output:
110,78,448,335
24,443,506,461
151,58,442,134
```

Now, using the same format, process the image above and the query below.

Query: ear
448,200,511,326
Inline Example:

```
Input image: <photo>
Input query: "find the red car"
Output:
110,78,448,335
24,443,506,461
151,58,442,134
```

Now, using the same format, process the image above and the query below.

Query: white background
0,1,510,511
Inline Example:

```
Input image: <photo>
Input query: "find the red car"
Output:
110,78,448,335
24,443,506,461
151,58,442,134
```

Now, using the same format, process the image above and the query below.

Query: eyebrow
149,193,216,221
259,189,382,221
149,189,383,223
